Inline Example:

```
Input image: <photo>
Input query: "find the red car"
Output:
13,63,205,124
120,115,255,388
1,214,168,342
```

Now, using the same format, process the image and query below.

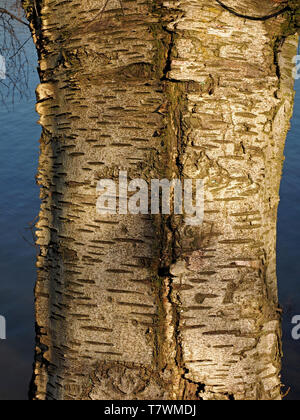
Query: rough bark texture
23,0,299,400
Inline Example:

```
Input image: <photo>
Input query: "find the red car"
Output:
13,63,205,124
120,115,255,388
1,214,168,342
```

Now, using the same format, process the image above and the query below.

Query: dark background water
0,16,40,399
278,80,300,400
0,17,299,401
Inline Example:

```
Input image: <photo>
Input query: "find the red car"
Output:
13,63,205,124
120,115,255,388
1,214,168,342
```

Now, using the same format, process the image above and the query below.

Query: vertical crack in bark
151,0,299,401
150,1,206,399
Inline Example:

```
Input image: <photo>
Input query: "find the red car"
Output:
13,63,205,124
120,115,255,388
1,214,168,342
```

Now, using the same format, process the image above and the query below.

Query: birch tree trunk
23,0,299,400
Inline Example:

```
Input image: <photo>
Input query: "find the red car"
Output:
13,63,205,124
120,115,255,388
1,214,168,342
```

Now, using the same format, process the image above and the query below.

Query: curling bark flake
23,0,299,400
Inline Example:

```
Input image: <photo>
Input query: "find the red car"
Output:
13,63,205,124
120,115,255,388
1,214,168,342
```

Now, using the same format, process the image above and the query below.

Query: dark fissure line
215,0,290,21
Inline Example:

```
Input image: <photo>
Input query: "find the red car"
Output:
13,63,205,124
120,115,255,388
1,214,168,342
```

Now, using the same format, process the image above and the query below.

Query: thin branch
20,216,39,255
0,5,31,105
215,0,290,21
9,35,31,59
0,7,30,27
0,79,9,88
282,387,291,398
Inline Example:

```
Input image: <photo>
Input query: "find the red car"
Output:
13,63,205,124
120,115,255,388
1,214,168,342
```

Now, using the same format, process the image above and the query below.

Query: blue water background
0,24,40,399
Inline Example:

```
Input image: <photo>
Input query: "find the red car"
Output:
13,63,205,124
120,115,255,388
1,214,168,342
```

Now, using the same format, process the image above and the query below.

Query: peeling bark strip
23,0,298,400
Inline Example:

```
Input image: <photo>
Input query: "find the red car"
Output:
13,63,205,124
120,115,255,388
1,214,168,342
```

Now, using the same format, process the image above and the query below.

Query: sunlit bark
23,0,299,400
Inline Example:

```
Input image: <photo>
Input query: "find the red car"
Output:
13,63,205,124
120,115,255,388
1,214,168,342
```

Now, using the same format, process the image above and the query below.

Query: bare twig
282,386,291,398
0,3,31,104
9,34,31,59
0,7,29,26
20,216,39,255
215,0,290,21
